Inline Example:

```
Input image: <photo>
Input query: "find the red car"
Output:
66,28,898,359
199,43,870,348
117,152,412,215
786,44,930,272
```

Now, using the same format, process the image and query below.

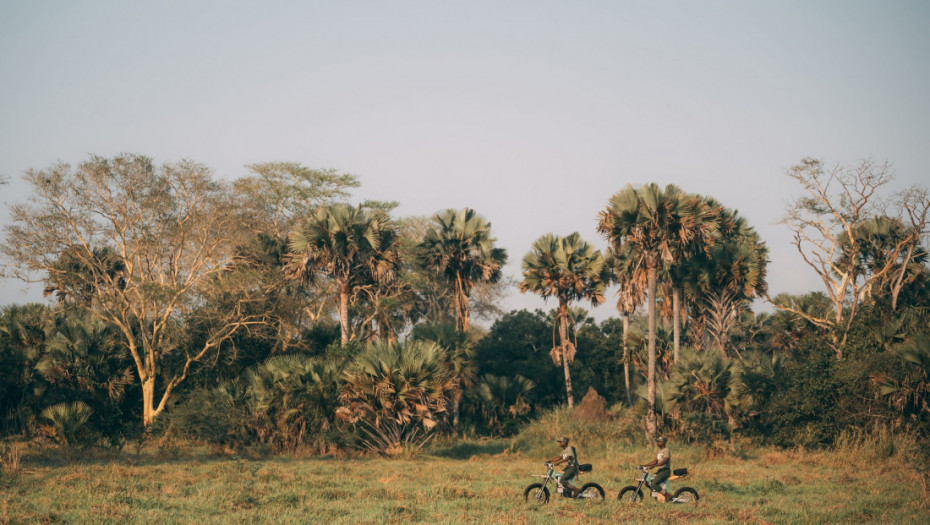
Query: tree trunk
646,265,657,442
452,386,462,428
455,274,469,333
142,376,156,427
673,286,681,363
622,314,632,407
558,303,574,409
339,281,350,347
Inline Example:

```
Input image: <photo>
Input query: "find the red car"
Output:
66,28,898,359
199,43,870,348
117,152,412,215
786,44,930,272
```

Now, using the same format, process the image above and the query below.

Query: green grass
2,410,927,524
1,437,927,525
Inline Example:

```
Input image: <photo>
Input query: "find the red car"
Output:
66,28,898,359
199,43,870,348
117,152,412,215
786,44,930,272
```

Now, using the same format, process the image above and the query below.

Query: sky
1,0,929,323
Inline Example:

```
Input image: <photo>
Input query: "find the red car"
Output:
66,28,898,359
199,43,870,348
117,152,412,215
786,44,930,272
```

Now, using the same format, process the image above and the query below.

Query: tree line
1,154,927,458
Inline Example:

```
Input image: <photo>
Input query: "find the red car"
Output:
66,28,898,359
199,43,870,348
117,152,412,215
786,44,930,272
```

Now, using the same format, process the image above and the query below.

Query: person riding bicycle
641,436,672,502
547,436,580,497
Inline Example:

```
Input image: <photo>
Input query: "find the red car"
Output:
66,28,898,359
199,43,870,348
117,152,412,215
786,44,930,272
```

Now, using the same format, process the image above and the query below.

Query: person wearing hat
546,436,580,497
641,436,672,502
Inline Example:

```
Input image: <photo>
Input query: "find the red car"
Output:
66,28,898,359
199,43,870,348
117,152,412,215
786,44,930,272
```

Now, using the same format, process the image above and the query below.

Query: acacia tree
3,155,267,426
233,162,359,238
778,158,930,357
519,233,607,409
417,208,507,333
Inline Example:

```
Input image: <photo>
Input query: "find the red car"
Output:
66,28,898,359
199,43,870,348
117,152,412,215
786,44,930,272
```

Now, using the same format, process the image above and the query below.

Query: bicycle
523,462,605,504
617,465,699,504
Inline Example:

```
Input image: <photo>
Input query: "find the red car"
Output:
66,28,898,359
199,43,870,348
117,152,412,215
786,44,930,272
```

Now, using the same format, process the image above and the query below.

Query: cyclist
547,436,580,497
641,436,672,502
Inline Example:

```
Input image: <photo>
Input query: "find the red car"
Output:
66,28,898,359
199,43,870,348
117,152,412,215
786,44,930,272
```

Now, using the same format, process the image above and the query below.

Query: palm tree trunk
558,304,574,409
339,281,350,347
622,314,632,406
646,266,657,442
452,386,462,428
673,286,681,363
455,274,469,333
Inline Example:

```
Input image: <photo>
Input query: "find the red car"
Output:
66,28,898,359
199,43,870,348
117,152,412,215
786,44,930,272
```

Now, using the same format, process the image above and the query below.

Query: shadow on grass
428,439,510,459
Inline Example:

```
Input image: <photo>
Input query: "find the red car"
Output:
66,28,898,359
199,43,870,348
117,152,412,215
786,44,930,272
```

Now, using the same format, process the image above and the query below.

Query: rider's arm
641,458,658,469
655,456,668,468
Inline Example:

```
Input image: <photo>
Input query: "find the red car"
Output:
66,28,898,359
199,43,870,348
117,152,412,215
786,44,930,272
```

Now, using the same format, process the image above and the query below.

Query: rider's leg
562,466,580,497
652,469,671,502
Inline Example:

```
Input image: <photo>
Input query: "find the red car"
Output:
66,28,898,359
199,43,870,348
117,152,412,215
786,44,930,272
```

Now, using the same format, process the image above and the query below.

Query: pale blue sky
2,1,929,321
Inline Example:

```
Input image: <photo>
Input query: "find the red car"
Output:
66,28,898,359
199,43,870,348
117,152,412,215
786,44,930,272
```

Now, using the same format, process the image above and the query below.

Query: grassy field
1,434,927,525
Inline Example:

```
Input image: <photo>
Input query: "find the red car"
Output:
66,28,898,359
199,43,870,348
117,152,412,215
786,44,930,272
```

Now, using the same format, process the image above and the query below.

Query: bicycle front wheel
617,485,643,502
523,483,550,504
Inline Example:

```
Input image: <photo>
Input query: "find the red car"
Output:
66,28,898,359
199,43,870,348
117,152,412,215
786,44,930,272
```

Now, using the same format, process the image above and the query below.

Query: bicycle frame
532,462,581,495
630,466,669,500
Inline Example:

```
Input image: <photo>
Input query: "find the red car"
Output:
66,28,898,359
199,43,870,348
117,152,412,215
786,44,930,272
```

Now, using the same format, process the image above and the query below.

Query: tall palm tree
662,195,725,362
597,183,718,441
417,208,507,333
684,210,769,357
519,233,608,408
286,204,400,346
605,244,647,406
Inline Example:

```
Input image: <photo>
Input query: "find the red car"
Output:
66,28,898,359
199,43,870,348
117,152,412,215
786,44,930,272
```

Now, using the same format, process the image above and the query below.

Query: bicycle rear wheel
672,487,699,504
577,483,604,500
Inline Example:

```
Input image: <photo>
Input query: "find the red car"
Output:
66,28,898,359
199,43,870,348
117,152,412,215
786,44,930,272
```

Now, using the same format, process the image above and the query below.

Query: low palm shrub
39,401,93,446
462,373,535,436
248,354,345,452
338,340,454,456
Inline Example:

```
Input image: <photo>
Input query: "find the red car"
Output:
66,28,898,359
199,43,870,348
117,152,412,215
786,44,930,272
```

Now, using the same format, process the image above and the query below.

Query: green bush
507,406,642,459
169,381,254,450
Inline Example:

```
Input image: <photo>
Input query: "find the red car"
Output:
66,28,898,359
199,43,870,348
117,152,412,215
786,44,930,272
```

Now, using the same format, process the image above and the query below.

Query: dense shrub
169,381,254,450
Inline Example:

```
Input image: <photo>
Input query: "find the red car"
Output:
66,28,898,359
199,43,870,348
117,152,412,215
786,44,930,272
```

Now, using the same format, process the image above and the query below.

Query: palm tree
411,321,477,428
597,183,718,441
605,244,647,406
519,233,608,409
836,216,929,310
663,195,725,362
417,208,507,333
684,210,769,357
286,204,400,346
